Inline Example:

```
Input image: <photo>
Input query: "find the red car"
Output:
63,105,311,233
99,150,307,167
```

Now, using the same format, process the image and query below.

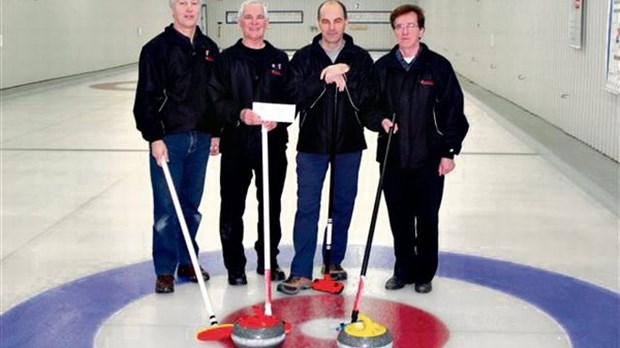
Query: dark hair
390,4,425,29
317,0,348,20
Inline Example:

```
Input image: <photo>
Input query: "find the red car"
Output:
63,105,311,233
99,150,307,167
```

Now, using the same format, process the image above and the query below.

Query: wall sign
606,0,620,94
568,0,584,49
348,11,391,24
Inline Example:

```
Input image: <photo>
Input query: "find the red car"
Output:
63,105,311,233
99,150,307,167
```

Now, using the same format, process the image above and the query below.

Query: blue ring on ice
1,246,618,347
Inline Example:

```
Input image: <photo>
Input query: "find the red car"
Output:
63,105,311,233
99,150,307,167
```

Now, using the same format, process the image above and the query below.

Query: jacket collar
164,24,204,46
232,38,274,51
386,42,429,70
310,33,356,52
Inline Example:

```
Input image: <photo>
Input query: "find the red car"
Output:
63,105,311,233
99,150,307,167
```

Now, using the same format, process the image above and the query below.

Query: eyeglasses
394,23,418,31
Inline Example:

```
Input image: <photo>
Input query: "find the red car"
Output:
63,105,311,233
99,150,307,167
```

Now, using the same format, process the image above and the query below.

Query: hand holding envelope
252,102,296,125
240,108,263,126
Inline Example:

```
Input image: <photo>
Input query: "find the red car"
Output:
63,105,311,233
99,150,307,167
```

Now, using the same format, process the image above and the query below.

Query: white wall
417,0,619,161
205,0,400,51
3,0,617,161
1,0,400,89
0,0,171,89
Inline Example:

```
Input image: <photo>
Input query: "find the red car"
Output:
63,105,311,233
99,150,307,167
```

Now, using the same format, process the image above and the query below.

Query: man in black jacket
133,0,220,294
277,0,374,295
208,0,290,285
366,5,469,294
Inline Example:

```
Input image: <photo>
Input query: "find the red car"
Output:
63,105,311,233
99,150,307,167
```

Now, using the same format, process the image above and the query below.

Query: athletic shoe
320,264,347,280
276,276,312,295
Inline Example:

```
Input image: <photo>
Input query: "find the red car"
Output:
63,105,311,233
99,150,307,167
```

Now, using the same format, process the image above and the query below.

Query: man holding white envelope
208,0,291,285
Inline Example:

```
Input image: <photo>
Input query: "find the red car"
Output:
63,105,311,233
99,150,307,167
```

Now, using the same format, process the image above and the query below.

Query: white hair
238,0,269,20
169,0,203,7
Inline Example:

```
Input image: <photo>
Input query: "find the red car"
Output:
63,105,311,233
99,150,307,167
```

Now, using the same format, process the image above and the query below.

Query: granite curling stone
337,313,393,348
231,311,286,348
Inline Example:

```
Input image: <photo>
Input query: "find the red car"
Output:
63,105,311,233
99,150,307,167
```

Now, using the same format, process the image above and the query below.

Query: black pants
219,147,287,273
382,161,444,283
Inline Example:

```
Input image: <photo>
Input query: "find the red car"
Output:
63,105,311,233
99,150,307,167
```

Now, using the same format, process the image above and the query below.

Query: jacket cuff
145,133,163,143
442,147,458,159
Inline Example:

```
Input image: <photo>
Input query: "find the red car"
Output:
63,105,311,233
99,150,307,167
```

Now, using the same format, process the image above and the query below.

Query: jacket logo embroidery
420,79,434,86
271,63,282,76
205,50,215,62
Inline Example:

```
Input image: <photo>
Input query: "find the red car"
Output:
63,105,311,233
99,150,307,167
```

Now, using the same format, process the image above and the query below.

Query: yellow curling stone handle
343,313,388,338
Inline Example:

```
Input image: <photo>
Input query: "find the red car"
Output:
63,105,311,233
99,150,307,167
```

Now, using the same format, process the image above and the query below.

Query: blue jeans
149,131,211,276
290,151,362,279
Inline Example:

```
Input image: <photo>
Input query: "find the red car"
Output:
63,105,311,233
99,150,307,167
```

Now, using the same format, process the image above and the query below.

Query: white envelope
252,102,296,123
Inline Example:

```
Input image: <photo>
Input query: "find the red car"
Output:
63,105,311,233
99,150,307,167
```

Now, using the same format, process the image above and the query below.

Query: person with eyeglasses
365,4,469,294
208,0,291,285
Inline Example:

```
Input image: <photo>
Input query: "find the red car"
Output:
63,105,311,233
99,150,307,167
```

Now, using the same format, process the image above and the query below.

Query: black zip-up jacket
288,34,374,154
208,39,290,154
366,44,469,168
133,25,220,142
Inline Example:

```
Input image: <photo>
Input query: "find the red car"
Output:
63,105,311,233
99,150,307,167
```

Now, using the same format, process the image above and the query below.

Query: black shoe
257,266,286,281
177,264,210,282
228,271,248,285
384,276,412,290
155,275,175,294
415,282,433,293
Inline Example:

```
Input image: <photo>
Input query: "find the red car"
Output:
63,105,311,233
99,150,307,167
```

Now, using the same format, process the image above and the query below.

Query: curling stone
231,308,286,348
337,313,393,348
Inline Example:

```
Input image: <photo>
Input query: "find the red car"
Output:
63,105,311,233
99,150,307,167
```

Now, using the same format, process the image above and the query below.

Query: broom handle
351,112,396,323
323,90,338,274
261,125,273,316
161,161,219,326
323,143,336,274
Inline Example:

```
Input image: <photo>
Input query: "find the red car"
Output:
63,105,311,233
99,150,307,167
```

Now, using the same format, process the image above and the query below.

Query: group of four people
133,0,469,296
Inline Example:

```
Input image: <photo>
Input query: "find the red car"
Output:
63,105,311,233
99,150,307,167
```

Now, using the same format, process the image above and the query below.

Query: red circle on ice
221,294,449,347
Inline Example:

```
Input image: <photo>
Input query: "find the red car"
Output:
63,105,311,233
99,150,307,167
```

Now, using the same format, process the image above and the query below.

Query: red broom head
311,276,345,294
195,323,234,341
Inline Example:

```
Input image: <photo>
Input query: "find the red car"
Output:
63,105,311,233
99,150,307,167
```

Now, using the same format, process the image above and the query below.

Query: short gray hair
238,0,269,20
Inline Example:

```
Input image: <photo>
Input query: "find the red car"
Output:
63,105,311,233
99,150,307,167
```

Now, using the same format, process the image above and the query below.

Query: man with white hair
209,0,290,285
133,0,220,294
